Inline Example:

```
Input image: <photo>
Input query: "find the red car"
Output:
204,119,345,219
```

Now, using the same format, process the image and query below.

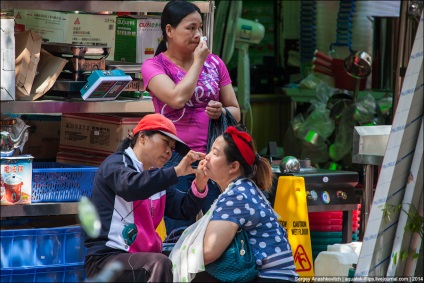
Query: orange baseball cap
133,113,190,156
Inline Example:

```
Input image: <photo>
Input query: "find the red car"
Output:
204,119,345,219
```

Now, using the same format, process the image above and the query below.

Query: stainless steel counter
1,202,79,218
1,99,154,114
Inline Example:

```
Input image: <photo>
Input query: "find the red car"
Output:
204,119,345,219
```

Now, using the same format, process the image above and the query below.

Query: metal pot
279,156,300,173
327,93,354,124
0,125,30,157
4,174,23,204
344,51,372,79
343,51,372,101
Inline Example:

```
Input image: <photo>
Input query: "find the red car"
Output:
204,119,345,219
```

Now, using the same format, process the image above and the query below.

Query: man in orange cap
84,113,208,282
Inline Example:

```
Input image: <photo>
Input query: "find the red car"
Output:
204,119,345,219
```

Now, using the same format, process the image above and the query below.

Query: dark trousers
85,252,172,282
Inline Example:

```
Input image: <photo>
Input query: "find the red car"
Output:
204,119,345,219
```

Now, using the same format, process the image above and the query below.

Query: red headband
225,126,255,166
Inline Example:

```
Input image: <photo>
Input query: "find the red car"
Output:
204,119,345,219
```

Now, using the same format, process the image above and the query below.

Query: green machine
213,1,265,115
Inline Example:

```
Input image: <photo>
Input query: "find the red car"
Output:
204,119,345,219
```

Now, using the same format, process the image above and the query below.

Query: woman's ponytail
252,156,275,192
154,39,167,56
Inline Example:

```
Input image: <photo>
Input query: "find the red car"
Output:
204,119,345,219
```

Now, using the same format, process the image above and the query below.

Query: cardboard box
59,113,145,156
15,46,68,101
21,115,61,160
27,49,68,101
14,10,116,60
1,17,15,101
115,15,161,63
56,151,107,167
1,155,34,205
14,30,42,99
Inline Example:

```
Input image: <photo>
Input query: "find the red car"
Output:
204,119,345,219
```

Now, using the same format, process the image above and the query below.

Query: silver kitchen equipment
352,125,391,239
271,161,359,243
343,51,372,101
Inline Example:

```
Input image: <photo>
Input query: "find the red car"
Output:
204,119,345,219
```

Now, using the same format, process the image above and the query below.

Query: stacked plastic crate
1,162,98,282
1,226,87,282
329,0,355,56
308,204,361,259
300,0,316,75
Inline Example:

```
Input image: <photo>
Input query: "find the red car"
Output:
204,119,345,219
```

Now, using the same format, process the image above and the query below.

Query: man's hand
174,150,205,177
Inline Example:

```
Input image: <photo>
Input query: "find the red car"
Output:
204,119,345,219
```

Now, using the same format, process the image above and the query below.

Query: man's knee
151,252,172,268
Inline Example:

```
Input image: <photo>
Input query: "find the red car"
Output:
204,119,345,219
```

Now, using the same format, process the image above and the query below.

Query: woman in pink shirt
141,0,241,234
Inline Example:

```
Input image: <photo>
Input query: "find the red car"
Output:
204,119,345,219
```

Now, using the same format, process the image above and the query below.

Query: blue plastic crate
64,227,86,264
35,228,66,266
0,229,36,268
8,268,35,283
64,264,86,282
35,226,86,266
0,231,13,269
32,162,97,203
35,265,65,282
0,264,85,283
0,268,12,283
36,264,85,282
1,226,86,270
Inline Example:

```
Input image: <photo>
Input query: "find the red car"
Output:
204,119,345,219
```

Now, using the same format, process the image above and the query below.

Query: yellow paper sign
273,176,314,279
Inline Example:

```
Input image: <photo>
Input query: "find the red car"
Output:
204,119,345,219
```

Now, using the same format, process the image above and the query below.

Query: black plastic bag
206,107,238,154
162,226,187,255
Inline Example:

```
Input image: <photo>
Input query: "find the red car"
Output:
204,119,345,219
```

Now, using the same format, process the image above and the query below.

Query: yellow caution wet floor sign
274,176,314,278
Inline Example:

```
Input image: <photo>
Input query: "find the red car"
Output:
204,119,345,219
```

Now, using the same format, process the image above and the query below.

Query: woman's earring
166,41,168,49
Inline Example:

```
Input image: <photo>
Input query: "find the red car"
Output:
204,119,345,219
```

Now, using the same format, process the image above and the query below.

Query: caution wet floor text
274,176,314,278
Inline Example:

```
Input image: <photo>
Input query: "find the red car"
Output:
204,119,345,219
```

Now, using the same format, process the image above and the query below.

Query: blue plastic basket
0,264,85,283
1,226,86,269
32,162,97,203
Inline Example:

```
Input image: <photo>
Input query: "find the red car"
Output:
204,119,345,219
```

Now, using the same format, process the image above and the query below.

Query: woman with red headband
188,125,298,282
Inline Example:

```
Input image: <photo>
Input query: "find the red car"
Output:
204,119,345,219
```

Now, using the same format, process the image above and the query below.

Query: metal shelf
1,99,154,114
1,202,78,218
283,87,391,103
0,1,214,46
0,0,214,115
0,1,211,13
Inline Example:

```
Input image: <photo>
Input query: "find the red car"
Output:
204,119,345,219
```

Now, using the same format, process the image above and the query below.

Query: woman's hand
194,159,209,191
205,100,223,120
194,40,210,64
174,150,205,177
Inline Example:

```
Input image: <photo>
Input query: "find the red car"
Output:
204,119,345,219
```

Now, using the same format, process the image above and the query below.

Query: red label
74,18,80,25
15,24,25,32
144,48,154,55
293,245,312,272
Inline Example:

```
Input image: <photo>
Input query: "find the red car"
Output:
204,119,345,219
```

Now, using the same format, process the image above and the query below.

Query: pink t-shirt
141,53,232,153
